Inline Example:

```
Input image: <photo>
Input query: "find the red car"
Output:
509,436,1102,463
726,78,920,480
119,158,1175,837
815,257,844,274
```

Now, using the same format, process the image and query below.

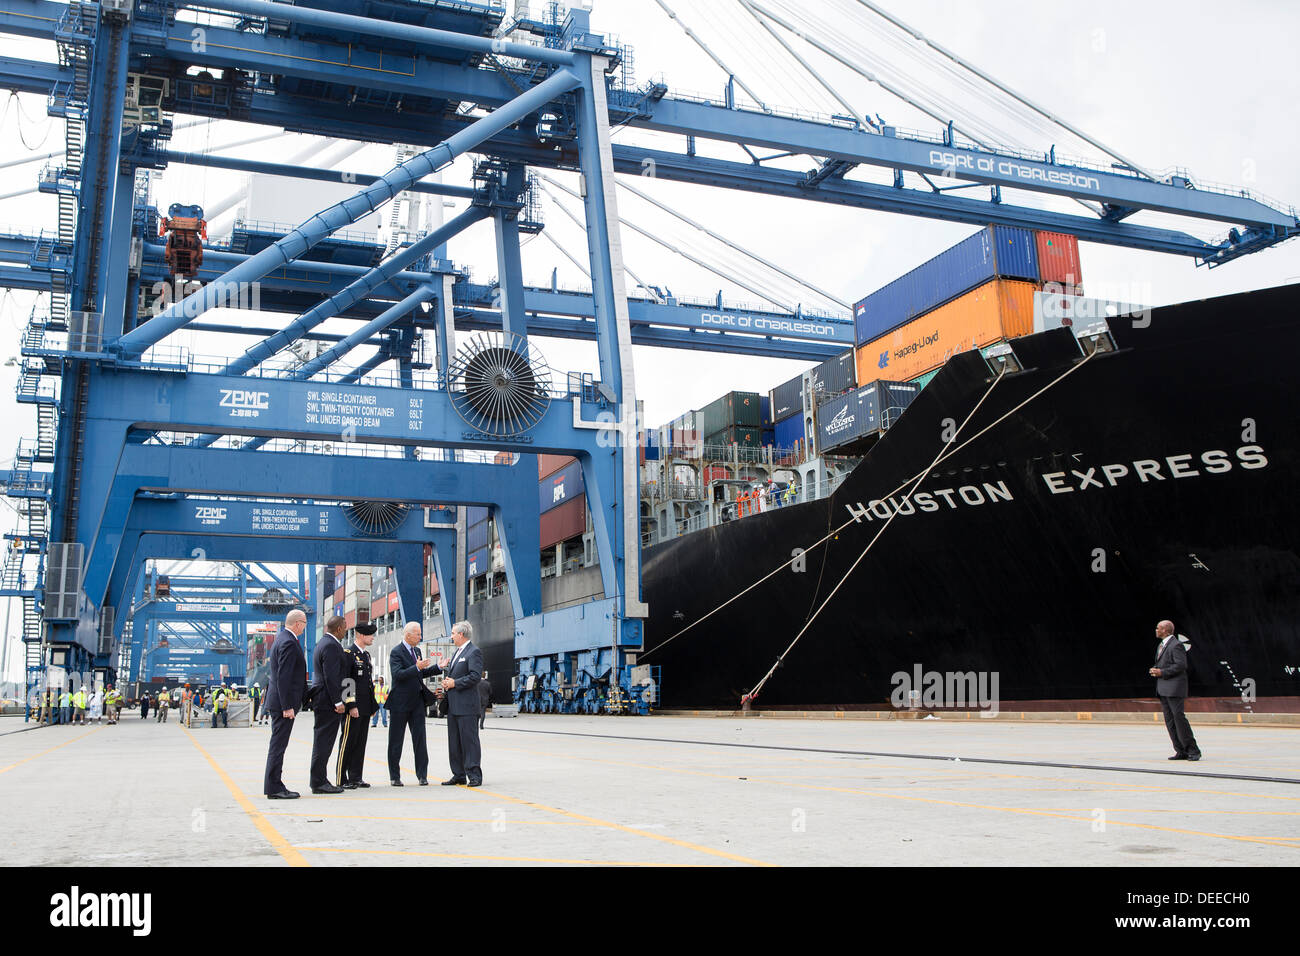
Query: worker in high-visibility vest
211,686,228,728
72,687,86,725
156,688,170,723
371,678,389,728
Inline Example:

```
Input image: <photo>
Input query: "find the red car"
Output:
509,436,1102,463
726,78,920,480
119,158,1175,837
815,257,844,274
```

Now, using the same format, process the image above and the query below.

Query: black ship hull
640,284,1300,708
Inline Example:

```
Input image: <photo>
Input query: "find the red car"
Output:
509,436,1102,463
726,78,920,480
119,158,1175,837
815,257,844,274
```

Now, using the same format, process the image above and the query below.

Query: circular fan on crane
258,587,291,610
447,330,553,437
344,500,410,535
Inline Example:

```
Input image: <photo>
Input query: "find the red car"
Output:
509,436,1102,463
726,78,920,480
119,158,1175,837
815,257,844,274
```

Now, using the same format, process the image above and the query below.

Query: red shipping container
538,454,575,478
704,466,729,482
1035,232,1082,288
345,610,357,630
494,451,513,465
540,498,586,549
387,590,399,613
370,596,386,619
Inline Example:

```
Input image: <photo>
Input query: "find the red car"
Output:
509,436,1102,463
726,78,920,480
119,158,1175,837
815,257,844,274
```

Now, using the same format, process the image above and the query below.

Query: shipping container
467,546,490,578
493,451,513,465
704,466,729,483
344,610,357,630
911,367,941,390
387,590,399,614
539,459,584,513
537,454,575,479
856,278,1039,384
333,601,345,619
774,413,805,449
1034,231,1083,288
540,497,586,549
370,596,387,619
769,375,803,422
761,427,775,447
810,350,857,400
817,387,881,454
877,380,921,426
853,225,1039,345
466,506,489,525
760,395,772,427
467,520,489,552
706,425,762,449
698,391,762,435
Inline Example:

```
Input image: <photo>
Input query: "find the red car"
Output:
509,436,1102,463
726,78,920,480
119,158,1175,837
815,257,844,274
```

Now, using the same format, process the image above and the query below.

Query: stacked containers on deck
539,456,587,549
853,227,1081,386
467,506,489,578
767,349,858,462
817,380,920,455
700,391,761,450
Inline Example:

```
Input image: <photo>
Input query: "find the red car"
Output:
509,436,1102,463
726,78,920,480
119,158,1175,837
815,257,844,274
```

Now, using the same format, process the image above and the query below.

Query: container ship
346,227,1300,710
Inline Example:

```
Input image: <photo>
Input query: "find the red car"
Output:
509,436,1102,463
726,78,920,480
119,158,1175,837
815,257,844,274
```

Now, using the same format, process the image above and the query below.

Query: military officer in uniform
337,621,379,789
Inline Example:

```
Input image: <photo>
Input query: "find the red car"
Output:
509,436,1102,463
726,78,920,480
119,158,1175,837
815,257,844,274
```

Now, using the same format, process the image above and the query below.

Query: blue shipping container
770,375,803,422
853,225,1039,346
818,388,880,453
466,506,489,525
760,395,772,427
539,459,584,513
467,521,489,552
762,427,775,447
774,413,804,449
467,547,489,578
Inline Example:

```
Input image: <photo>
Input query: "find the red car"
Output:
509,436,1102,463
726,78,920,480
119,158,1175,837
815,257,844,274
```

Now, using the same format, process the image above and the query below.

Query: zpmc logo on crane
219,389,270,419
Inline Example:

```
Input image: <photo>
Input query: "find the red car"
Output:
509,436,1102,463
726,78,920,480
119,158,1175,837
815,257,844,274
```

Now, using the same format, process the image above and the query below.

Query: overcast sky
1,0,1297,680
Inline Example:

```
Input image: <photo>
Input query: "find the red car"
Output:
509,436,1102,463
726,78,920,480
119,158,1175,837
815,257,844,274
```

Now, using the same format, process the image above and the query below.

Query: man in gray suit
1149,619,1201,761
429,620,484,787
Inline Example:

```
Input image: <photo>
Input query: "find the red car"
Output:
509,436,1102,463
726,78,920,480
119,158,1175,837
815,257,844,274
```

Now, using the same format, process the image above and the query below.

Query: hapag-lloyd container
855,279,1039,384
853,225,1039,345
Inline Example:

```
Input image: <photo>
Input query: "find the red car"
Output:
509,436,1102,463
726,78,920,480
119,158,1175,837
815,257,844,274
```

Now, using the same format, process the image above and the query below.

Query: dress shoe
1168,754,1188,760
441,777,467,786
390,779,404,787
356,781,371,788
266,790,299,800
467,780,482,788
1187,754,1202,761
417,777,429,786
342,782,359,790
311,784,344,794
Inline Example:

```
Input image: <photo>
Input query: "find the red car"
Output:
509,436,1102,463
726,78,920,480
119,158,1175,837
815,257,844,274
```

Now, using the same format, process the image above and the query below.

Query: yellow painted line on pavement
294,846,683,866
265,811,599,826
381,755,774,866
183,728,309,867
0,727,103,775
491,742,1300,851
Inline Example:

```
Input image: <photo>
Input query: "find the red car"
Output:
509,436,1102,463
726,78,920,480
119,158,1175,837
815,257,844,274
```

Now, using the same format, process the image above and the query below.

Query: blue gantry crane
0,0,1293,719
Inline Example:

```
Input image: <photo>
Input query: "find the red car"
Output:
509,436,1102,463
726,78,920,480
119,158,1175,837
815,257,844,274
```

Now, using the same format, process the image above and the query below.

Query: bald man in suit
1149,620,1201,761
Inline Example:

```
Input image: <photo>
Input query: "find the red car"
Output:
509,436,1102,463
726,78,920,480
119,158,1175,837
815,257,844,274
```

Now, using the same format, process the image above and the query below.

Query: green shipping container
706,425,762,449
699,391,762,435
911,368,940,390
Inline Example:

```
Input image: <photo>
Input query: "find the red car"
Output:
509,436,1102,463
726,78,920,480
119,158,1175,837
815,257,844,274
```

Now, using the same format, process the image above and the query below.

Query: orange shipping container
856,279,1038,384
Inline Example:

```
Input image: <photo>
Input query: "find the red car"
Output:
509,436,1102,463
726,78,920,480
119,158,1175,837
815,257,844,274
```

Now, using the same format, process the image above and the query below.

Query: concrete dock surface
2,713,1296,866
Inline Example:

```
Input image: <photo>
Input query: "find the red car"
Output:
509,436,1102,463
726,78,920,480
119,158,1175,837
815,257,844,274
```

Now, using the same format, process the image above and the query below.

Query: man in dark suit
337,621,377,789
387,621,438,786
309,615,349,794
429,620,485,787
478,672,492,731
263,609,309,799
1149,619,1202,761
